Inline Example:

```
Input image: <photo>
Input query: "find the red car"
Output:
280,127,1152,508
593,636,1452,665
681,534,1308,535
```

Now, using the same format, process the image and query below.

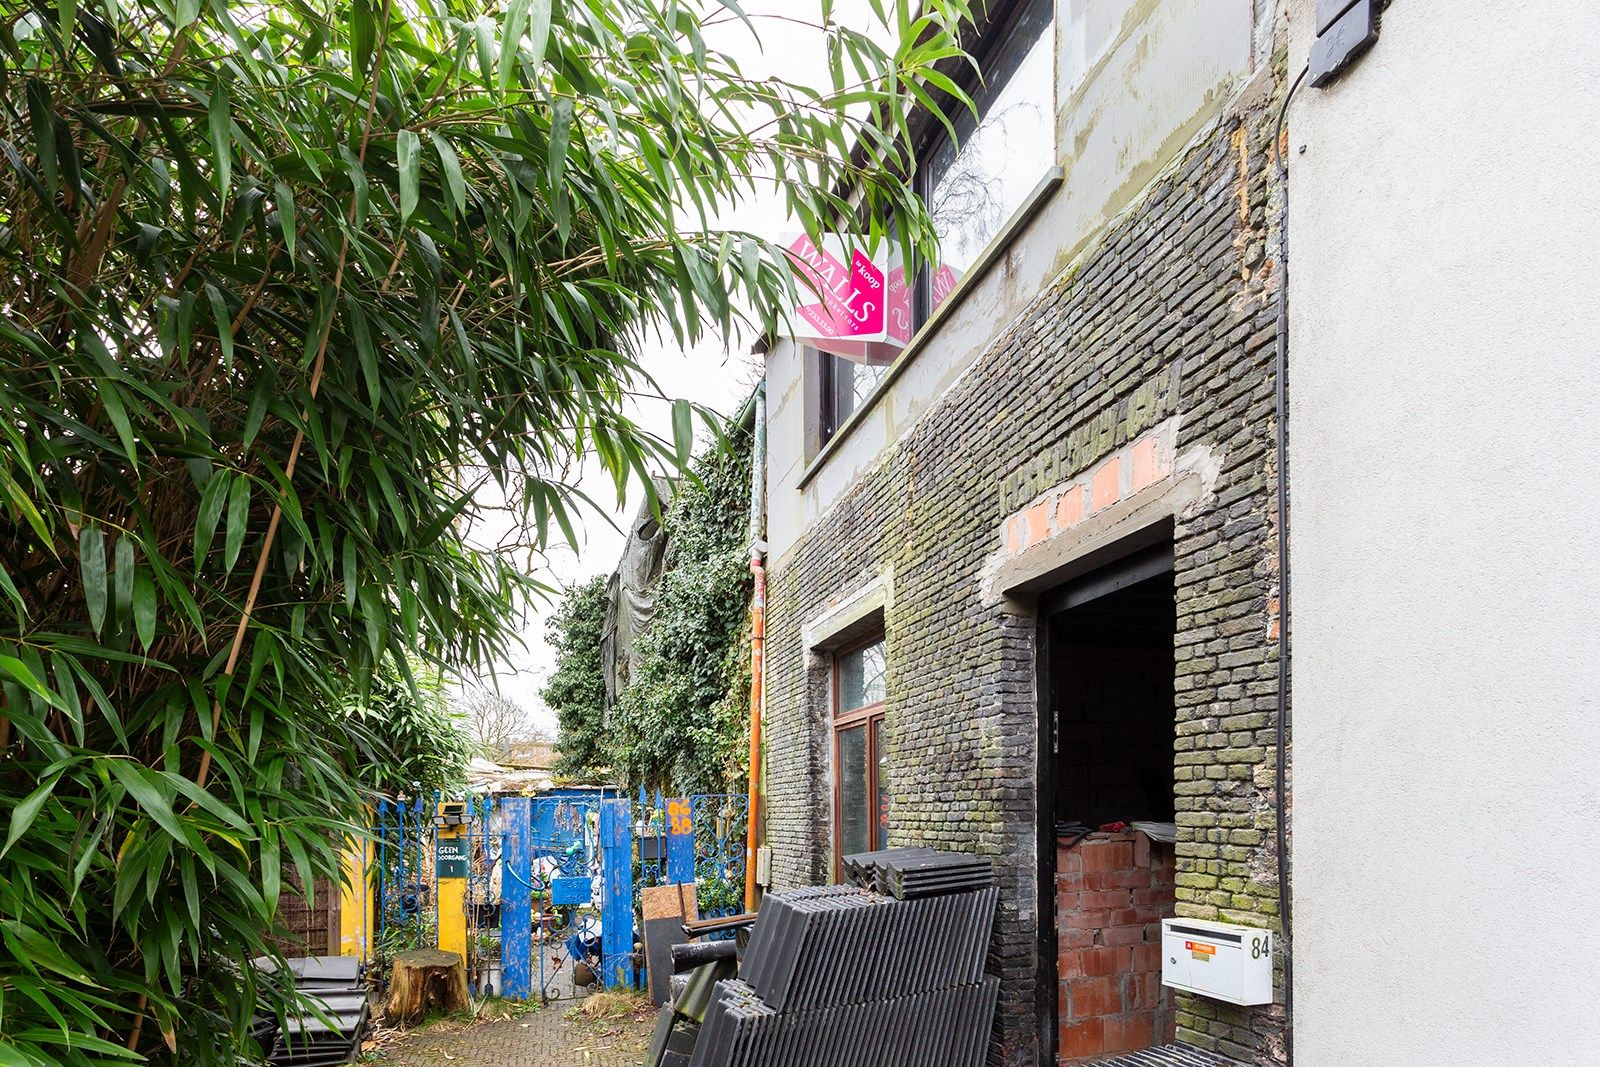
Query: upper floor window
820,351,887,448
799,1,1056,461
915,0,1056,326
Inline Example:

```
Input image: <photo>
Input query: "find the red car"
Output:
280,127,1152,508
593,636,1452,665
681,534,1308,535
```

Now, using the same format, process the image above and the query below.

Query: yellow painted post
435,801,468,960
339,811,375,961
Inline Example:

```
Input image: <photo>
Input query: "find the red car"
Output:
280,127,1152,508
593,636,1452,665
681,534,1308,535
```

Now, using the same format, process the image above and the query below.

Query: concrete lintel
803,572,894,652
984,446,1220,604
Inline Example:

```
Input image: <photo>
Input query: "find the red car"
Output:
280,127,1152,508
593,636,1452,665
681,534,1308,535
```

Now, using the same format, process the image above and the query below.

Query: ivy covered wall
547,426,754,794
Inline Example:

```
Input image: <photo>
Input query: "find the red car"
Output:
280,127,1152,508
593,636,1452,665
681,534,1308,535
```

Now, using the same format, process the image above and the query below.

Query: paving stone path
369,1002,656,1067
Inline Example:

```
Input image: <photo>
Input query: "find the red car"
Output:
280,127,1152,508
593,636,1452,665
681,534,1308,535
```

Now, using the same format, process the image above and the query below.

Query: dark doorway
1034,541,1178,1066
1049,566,1176,827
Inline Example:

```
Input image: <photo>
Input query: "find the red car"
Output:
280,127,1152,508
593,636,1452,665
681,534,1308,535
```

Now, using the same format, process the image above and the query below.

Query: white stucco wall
1287,3,1600,1063
766,0,1256,565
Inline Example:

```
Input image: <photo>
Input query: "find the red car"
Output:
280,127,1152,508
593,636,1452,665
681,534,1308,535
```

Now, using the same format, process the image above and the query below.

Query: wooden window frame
831,633,887,881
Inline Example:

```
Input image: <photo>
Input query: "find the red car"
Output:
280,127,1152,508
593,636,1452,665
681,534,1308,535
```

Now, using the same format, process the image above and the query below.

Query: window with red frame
833,635,888,876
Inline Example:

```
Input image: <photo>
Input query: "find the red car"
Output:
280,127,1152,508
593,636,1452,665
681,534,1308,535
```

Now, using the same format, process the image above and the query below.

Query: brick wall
762,77,1287,1065
1057,834,1177,1062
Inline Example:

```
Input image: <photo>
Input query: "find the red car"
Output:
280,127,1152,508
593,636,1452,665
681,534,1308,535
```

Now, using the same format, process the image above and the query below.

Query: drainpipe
743,384,768,914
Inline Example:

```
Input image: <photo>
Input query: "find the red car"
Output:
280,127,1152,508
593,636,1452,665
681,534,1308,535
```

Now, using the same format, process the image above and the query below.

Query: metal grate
1091,1045,1247,1067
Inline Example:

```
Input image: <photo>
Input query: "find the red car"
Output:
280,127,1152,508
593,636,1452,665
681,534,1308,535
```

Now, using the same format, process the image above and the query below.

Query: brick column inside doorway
1057,832,1177,1062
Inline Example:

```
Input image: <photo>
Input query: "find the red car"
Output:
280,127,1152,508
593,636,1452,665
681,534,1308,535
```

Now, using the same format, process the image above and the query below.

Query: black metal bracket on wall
1310,0,1385,87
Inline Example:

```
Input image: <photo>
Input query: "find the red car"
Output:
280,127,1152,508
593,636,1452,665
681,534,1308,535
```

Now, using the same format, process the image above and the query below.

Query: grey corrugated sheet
248,955,370,1067
688,851,1002,1067
1091,1045,1247,1067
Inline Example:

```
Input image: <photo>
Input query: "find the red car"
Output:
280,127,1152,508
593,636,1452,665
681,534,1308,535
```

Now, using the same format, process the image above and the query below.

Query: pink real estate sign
782,233,961,364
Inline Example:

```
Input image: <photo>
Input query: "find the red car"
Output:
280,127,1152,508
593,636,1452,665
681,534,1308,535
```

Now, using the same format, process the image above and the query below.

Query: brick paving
370,1001,657,1067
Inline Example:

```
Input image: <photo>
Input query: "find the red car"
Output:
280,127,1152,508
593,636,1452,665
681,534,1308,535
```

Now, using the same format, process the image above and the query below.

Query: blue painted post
665,796,695,886
600,798,634,989
501,796,533,1000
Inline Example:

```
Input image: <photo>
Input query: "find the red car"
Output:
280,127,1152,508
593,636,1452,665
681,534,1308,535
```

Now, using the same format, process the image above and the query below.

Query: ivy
550,429,755,794
544,576,612,783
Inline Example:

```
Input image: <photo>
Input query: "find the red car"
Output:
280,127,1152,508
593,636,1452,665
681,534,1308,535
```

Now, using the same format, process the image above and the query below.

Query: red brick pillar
1056,833,1177,1062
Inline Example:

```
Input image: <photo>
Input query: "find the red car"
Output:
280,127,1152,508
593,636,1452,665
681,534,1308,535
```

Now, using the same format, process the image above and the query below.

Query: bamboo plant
0,0,971,1060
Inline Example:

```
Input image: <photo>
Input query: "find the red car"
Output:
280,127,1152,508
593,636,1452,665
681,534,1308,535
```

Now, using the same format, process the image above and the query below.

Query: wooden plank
642,882,697,1006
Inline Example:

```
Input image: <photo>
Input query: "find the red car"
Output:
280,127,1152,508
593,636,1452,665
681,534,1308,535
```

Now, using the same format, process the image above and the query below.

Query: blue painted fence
371,790,748,1001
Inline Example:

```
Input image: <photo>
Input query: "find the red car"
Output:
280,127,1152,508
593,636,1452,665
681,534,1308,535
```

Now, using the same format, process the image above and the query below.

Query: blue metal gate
369,790,748,1001
635,791,750,929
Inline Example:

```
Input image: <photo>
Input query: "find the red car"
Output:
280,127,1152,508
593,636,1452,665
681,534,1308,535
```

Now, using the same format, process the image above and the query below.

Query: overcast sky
461,2,876,732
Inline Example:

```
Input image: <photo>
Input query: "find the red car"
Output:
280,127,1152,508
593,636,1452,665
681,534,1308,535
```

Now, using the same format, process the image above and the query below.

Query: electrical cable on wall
1273,60,1310,1067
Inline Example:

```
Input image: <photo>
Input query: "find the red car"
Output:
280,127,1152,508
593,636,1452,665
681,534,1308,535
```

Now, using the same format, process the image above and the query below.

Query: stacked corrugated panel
251,956,370,1066
687,851,999,1067
692,976,998,1067
843,847,997,899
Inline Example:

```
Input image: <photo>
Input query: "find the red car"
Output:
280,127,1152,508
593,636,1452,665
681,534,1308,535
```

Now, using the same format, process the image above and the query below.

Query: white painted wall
766,0,1255,565
1287,3,1600,1063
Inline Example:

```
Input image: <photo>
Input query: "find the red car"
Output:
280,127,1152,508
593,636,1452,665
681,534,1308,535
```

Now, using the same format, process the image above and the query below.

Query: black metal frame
817,350,862,448
1033,539,1177,1067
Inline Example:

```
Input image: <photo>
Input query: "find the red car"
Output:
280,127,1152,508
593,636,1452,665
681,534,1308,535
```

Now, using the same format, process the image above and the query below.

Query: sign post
665,797,696,885
435,801,469,959
600,798,634,988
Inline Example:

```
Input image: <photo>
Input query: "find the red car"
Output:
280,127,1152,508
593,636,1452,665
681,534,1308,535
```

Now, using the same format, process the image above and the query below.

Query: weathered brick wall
762,78,1287,1065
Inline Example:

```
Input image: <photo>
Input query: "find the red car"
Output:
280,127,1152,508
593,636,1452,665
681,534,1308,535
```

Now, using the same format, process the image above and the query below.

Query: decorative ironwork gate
367,790,748,1002
636,791,750,928
375,795,437,966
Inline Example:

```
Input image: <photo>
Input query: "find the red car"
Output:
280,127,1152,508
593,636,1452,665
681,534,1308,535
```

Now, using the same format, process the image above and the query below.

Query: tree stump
385,949,469,1023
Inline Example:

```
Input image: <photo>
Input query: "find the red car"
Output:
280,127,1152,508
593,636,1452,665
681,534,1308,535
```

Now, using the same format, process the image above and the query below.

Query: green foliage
0,0,971,1058
609,430,754,794
344,668,473,796
544,575,611,782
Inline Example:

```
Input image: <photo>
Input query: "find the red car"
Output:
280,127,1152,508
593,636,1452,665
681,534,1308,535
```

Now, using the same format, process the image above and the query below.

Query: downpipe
1273,62,1308,1067
743,384,768,914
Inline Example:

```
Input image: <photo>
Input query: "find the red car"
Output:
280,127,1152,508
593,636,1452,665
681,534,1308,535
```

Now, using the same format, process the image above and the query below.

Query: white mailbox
1160,918,1274,1006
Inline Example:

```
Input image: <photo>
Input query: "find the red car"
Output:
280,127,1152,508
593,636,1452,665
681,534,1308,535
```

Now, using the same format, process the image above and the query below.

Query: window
832,635,888,873
914,0,1055,327
800,1,1056,459
820,351,888,447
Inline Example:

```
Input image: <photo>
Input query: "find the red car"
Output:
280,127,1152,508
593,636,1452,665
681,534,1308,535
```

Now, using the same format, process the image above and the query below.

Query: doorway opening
1037,542,1179,1064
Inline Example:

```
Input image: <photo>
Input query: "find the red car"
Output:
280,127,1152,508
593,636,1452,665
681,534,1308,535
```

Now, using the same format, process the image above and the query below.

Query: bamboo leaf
671,398,693,463
548,97,573,190
205,283,235,371
430,133,466,216
79,527,107,636
275,179,297,260
133,571,157,651
104,761,186,844
113,535,135,623
1,779,58,860
499,0,529,92
193,471,229,568
208,76,231,199
526,0,552,69
396,128,420,223
98,382,138,467
224,474,251,573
